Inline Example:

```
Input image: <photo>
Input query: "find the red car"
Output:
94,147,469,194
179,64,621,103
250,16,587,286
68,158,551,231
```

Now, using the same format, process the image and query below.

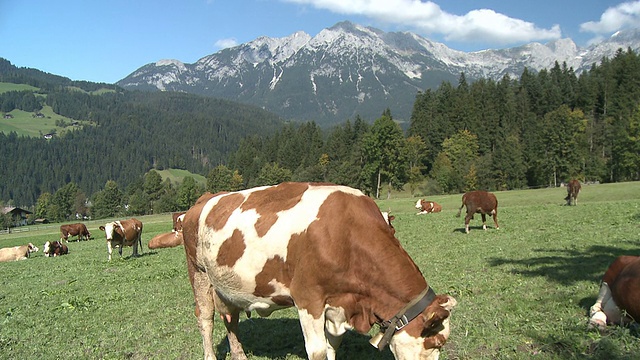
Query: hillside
0,58,284,207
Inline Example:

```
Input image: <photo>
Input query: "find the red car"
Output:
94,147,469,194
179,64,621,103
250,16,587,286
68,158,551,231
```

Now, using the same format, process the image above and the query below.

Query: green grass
156,168,207,186
1,182,639,359
0,105,93,138
0,82,39,94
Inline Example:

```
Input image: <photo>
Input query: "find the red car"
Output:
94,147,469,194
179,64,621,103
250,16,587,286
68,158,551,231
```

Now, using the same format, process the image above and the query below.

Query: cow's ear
99,226,105,231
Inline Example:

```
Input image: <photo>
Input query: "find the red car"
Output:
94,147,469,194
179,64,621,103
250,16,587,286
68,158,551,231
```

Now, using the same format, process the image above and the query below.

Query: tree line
1,49,639,224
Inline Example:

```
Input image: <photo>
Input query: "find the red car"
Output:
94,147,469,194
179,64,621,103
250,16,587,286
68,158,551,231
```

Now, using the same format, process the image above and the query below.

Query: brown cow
99,218,143,261
588,255,640,331
60,223,91,242
415,199,442,215
0,243,39,262
182,182,456,360
43,241,69,257
456,190,499,233
148,212,186,249
565,179,581,206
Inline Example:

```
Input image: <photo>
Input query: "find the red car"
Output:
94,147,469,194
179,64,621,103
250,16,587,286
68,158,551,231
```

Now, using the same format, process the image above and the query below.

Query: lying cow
60,223,91,242
183,182,456,360
565,179,581,206
99,218,143,261
43,241,69,257
0,243,39,262
456,190,499,233
148,230,184,249
588,255,640,330
148,212,186,249
415,199,442,215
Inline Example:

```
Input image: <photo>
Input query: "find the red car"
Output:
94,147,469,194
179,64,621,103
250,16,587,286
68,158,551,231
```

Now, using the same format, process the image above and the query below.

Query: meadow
0,182,639,360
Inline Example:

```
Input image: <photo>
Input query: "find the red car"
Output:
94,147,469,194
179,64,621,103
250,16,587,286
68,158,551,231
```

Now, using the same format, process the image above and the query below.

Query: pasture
1,182,639,359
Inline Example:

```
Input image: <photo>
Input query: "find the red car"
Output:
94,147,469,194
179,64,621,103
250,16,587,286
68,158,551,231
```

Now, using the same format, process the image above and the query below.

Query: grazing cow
415,200,442,215
99,218,143,261
43,241,69,257
588,255,640,330
456,190,499,234
0,243,39,262
183,182,456,360
60,223,92,242
565,179,581,206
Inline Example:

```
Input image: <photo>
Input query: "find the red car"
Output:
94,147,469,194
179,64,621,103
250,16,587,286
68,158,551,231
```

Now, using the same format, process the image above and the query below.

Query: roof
1,207,33,215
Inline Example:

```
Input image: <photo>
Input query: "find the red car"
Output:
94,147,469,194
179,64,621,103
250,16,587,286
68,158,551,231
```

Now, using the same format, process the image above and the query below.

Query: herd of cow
0,180,636,360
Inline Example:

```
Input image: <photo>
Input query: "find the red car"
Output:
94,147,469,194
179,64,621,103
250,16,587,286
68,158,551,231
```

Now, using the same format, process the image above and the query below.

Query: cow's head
388,294,457,360
43,241,52,257
415,199,424,210
27,243,39,254
99,222,120,241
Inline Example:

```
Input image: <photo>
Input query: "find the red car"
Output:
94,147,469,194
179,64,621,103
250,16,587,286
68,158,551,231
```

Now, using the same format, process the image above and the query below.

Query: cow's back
609,256,640,321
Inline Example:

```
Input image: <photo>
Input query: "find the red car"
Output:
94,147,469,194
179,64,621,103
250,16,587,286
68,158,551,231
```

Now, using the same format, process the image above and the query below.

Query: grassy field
0,182,639,359
156,168,207,187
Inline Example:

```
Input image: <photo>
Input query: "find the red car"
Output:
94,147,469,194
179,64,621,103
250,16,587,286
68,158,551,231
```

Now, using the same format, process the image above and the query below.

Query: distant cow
456,190,499,233
565,179,581,206
0,243,39,262
415,199,442,214
182,182,456,360
60,223,91,242
381,211,396,235
43,241,69,257
99,218,143,261
588,255,640,330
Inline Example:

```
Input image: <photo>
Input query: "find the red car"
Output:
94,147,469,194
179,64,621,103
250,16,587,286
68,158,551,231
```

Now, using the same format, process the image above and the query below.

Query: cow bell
369,332,384,349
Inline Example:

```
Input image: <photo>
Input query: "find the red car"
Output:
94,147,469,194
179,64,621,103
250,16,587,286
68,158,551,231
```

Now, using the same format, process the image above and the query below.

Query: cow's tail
456,197,465,218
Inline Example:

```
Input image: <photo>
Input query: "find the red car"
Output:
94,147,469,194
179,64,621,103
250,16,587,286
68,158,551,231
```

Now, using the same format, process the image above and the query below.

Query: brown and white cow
415,200,442,215
60,223,92,242
588,255,640,331
148,212,186,249
182,182,456,360
381,211,396,235
565,179,581,206
43,240,69,257
456,190,499,234
0,243,39,262
99,218,143,261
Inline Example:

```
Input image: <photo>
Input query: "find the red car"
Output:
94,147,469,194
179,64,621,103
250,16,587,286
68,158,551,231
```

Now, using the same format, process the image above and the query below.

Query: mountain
118,22,640,126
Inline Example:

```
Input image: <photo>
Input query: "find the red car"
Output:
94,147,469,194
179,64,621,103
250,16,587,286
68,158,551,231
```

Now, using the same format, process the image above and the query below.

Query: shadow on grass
488,242,640,286
214,317,394,360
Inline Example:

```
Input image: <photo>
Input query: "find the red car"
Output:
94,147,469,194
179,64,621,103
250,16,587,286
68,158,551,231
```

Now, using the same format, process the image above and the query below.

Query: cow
148,230,184,249
43,241,69,257
182,182,456,360
381,211,396,235
565,179,581,206
60,223,92,242
99,218,143,261
415,200,442,215
148,212,186,249
456,190,499,234
588,255,640,331
0,243,39,262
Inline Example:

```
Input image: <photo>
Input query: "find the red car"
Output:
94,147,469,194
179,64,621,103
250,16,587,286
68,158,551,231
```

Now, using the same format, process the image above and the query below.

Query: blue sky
1,0,638,84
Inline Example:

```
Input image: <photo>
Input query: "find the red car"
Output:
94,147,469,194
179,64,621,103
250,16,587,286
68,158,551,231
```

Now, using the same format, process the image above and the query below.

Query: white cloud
580,0,640,34
214,38,238,49
281,0,561,45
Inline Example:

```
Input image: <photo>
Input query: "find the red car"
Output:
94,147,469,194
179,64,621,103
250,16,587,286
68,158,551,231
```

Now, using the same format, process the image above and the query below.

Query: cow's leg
324,307,349,360
589,282,622,330
481,213,487,230
221,311,247,360
298,308,328,360
492,212,499,230
132,236,139,257
107,241,113,261
464,213,472,233
192,271,217,360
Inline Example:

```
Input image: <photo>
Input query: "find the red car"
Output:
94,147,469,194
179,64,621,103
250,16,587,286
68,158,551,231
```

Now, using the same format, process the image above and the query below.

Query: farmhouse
1,207,32,227
3,113,13,119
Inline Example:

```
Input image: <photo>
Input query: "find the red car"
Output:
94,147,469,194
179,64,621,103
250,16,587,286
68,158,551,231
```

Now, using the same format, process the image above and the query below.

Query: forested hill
0,58,284,206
